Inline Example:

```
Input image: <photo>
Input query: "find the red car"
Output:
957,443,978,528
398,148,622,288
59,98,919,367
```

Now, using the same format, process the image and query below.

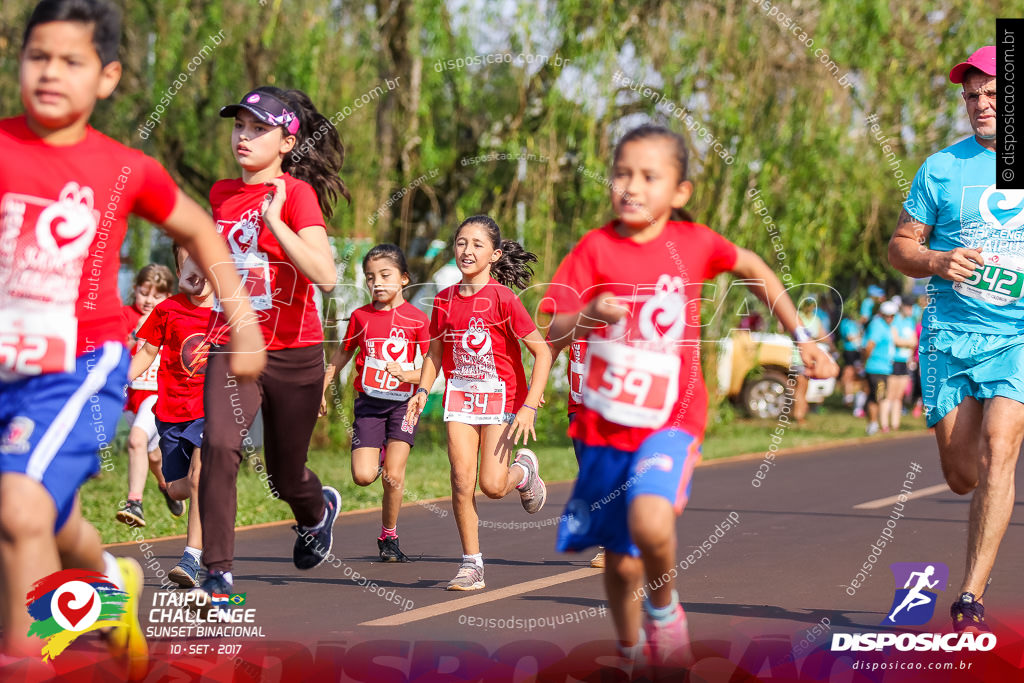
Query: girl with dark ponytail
405,215,552,591
193,86,347,604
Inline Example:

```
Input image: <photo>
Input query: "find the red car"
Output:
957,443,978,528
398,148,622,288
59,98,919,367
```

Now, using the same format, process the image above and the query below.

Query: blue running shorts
919,328,1024,427
156,417,205,482
0,343,128,531
556,428,702,557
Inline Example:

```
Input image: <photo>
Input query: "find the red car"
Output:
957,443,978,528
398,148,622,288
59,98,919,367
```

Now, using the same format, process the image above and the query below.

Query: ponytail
492,239,538,290
454,215,537,290
278,88,351,218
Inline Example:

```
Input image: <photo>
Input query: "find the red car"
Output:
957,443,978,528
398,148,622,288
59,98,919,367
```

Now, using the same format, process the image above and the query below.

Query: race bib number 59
582,342,679,428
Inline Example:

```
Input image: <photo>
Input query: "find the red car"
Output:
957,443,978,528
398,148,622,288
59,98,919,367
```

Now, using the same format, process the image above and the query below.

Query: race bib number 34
444,377,506,424
582,342,679,429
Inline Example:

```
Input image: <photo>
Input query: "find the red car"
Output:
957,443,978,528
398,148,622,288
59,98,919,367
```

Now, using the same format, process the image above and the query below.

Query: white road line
853,483,950,510
360,567,600,626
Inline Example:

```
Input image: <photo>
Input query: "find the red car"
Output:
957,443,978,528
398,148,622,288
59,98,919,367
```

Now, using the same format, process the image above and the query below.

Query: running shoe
590,547,606,569
853,407,865,418
115,500,145,527
643,603,693,670
168,553,201,588
446,561,485,591
951,592,990,633
292,486,341,570
378,536,410,563
190,570,232,616
105,557,148,680
514,449,546,514
866,422,879,436
160,486,185,517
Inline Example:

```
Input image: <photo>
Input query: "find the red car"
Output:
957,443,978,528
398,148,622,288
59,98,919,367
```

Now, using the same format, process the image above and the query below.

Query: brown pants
199,344,326,572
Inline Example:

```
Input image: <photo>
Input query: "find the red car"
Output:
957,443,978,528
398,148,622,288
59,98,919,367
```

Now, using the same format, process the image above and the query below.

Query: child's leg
148,446,166,489
126,425,152,500
0,474,60,655
185,447,202,550
352,447,384,486
628,495,678,609
447,421,482,555
603,551,645,647
381,440,411,529
259,348,327,528
477,422,523,499
199,350,260,574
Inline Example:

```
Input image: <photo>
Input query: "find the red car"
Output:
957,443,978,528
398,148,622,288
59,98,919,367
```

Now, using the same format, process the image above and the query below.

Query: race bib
0,307,76,379
582,341,680,428
444,377,506,424
362,356,415,401
953,253,1024,306
569,358,585,404
130,343,159,391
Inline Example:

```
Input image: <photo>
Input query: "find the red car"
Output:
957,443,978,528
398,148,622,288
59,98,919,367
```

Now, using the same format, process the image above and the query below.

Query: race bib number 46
362,356,415,401
582,342,679,429
954,255,1024,306
444,377,506,424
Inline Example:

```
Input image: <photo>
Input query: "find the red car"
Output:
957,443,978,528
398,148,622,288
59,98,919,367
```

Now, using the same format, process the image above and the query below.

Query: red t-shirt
137,294,212,422
207,173,326,351
566,339,588,416
122,303,160,412
541,221,738,450
430,280,538,413
342,301,430,399
0,116,178,378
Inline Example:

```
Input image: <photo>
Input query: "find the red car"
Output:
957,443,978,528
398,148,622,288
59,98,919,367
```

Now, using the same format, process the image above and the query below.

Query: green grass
85,395,926,544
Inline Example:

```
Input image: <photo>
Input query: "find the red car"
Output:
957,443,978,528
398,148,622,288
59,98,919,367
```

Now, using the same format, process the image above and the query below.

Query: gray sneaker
514,449,546,514
446,561,485,591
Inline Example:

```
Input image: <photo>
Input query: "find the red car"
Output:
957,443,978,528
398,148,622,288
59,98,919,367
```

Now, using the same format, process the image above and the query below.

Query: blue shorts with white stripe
0,342,128,531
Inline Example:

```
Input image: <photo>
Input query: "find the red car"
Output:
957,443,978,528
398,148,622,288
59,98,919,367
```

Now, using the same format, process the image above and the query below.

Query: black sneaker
189,570,232,616
378,536,410,563
292,486,341,570
951,592,990,633
115,499,145,527
160,486,185,517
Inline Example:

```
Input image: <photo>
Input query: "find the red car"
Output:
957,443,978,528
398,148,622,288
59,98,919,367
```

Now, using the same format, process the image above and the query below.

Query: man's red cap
949,46,996,84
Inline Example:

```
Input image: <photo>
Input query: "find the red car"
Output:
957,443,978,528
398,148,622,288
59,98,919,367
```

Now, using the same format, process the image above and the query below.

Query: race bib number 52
0,309,75,379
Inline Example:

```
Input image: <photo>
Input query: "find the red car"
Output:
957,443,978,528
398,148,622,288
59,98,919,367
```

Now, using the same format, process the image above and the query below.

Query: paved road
18,433,1024,681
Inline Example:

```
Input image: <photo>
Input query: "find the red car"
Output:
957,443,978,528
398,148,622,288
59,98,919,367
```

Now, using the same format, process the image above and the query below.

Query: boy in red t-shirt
130,246,213,587
117,263,184,527
0,0,264,665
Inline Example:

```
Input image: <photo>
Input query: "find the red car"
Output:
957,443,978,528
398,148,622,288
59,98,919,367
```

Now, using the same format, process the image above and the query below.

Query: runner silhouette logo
883,562,949,626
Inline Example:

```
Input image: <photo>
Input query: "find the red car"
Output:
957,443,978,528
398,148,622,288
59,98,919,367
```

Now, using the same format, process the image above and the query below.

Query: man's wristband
793,327,812,343
415,388,428,397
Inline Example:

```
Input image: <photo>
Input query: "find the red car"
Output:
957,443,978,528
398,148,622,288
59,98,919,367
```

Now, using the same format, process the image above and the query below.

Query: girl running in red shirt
544,125,836,669
406,215,552,591
195,86,347,602
117,263,181,527
322,244,429,563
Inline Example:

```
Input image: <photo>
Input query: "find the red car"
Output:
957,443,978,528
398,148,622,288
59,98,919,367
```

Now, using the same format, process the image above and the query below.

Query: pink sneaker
912,403,923,418
853,408,865,418
643,604,693,670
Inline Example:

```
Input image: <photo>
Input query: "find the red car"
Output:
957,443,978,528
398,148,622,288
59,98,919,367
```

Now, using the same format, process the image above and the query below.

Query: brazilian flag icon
228,593,247,606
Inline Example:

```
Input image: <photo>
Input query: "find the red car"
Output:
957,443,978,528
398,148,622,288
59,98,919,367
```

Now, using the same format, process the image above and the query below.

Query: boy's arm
731,248,838,379
128,342,159,382
160,191,266,379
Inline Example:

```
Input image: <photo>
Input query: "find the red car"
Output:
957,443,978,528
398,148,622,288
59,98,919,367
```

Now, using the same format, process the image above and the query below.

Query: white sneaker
866,422,879,436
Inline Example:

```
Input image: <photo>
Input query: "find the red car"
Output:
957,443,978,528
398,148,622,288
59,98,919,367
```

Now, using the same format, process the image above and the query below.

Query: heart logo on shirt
462,318,492,357
638,275,687,342
35,182,98,257
980,186,1024,232
381,330,408,362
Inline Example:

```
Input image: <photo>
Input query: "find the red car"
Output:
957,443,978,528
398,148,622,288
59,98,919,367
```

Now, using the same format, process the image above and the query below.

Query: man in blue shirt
889,45,1023,633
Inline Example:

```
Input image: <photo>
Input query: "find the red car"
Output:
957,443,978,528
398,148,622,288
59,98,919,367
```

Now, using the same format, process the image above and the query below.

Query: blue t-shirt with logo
892,314,916,363
904,137,1024,335
839,317,863,351
864,316,894,375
